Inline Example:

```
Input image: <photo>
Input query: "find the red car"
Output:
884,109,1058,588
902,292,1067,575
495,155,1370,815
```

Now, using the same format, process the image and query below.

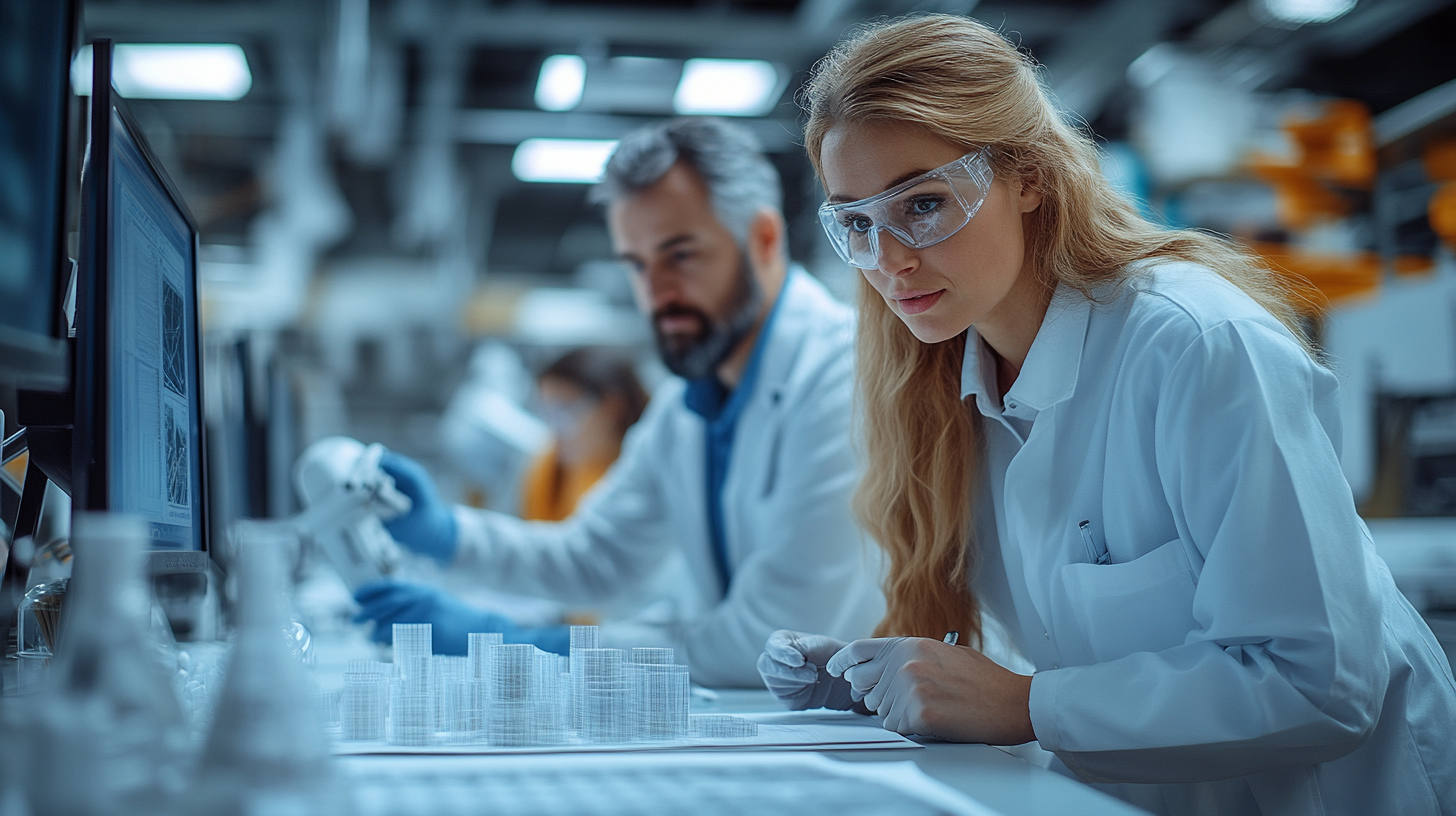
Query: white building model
340,624,756,747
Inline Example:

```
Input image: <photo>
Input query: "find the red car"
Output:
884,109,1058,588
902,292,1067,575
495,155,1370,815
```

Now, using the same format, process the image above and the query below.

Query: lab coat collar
745,265,825,405
960,283,1091,417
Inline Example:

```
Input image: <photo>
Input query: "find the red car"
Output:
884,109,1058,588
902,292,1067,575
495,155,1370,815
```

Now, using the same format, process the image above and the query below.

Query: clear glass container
17,579,68,656
24,513,190,816
187,519,350,816
12,579,68,692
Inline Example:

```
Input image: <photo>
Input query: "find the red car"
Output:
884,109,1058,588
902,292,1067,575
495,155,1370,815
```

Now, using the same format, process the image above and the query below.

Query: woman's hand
826,637,1035,745
757,630,861,711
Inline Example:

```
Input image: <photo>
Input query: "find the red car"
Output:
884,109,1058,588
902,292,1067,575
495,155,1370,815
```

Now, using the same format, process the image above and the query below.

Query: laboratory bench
688,688,1146,816
306,628,1147,816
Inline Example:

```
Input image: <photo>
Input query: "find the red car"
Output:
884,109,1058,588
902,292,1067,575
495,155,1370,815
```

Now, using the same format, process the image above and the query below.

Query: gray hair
591,117,783,247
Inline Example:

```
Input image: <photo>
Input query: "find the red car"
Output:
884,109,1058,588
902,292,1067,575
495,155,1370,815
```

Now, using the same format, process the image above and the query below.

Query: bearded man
352,118,881,687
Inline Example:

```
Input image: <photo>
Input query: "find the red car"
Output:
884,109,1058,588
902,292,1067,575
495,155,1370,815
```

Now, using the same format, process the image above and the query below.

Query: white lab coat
450,272,885,687
966,262,1456,815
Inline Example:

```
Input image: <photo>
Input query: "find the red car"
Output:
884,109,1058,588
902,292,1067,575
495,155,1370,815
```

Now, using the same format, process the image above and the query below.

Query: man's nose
643,262,686,310
875,230,920,278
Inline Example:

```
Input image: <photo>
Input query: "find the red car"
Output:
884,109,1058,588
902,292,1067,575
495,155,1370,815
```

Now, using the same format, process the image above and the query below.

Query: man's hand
352,579,569,656
378,451,459,565
827,636,1035,745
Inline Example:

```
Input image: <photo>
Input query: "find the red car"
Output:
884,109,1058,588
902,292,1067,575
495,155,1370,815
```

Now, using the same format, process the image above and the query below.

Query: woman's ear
1017,167,1044,214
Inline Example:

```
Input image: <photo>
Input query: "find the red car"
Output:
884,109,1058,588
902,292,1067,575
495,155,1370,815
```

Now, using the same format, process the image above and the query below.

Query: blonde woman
756,15,1455,815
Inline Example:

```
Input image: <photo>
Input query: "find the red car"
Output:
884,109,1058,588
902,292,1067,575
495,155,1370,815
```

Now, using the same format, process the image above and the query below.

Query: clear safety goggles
818,148,994,270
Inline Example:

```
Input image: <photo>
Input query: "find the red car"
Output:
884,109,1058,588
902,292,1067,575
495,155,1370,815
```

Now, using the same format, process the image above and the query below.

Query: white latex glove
826,637,911,703
756,630,861,711
827,636,1036,744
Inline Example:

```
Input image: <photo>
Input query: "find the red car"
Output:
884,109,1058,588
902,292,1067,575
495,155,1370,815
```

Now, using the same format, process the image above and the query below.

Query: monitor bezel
74,39,211,561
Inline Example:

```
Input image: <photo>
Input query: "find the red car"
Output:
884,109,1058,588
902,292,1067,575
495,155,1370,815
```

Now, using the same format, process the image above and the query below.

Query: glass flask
24,513,191,816
187,520,350,816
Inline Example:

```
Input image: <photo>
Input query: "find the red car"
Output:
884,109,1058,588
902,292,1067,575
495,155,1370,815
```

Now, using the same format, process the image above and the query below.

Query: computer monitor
74,40,210,565
0,0,75,390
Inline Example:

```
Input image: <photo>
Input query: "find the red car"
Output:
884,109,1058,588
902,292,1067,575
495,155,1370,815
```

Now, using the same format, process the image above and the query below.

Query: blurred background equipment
0,1,1455,811
437,341,551,513
292,437,411,590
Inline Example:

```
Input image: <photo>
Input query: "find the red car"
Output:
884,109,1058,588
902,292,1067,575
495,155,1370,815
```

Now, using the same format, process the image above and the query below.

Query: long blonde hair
802,14,1311,643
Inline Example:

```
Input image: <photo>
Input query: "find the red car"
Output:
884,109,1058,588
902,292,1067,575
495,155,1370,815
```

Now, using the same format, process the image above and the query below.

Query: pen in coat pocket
1079,520,1111,565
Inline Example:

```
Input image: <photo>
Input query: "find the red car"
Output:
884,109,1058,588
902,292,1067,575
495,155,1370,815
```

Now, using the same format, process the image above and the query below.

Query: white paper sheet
332,720,920,756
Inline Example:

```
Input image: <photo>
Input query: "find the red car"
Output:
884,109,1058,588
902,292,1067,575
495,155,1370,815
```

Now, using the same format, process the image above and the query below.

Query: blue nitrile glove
757,629,866,712
378,451,459,565
352,579,570,656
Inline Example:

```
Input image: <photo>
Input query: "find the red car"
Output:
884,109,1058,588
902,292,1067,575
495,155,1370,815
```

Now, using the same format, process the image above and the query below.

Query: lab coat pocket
1054,538,1198,665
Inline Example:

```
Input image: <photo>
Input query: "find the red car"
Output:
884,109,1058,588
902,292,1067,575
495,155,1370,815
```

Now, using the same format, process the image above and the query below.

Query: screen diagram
162,280,185,397
164,402,189,507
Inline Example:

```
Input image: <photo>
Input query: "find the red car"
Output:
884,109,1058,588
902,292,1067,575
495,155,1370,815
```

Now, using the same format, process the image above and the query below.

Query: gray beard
655,256,764,382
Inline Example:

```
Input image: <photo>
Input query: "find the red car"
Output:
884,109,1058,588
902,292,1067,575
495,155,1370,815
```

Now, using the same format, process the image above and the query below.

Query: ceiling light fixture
673,59,781,117
535,55,587,112
1259,0,1357,25
511,138,618,184
72,44,252,100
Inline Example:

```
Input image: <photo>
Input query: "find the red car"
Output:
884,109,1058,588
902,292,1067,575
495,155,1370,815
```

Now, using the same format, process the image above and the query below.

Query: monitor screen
105,109,205,551
0,0,73,388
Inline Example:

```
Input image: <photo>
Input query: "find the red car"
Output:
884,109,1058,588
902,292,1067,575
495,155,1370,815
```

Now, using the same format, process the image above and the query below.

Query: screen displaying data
108,109,203,550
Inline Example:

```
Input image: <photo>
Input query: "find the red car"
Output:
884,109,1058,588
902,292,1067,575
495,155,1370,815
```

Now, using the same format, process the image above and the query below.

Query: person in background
352,117,884,687
521,348,649,522
757,14,1455,816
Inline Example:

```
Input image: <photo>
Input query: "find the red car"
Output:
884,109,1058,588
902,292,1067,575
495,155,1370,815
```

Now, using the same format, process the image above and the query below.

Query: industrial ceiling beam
85,0,1078,57
1190,0,1455,92
455,108,804,151
1041,0,1200,123
85,1,314,39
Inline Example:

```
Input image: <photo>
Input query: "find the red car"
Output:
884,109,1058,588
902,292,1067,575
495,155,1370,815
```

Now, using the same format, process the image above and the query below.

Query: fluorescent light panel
72,44,252,100
535,55,586,112
1261,0,1357,24
512,139,619,184
673,59,779,117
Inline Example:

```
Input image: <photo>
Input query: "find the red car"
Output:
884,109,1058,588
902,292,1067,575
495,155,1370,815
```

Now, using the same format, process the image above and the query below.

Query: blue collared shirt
682,277,789,590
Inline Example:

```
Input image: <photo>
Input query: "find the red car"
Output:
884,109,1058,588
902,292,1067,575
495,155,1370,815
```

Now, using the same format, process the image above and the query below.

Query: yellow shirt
520,444,614,521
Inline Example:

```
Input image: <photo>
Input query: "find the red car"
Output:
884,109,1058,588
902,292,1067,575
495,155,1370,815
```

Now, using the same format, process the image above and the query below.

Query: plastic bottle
187,520,349,816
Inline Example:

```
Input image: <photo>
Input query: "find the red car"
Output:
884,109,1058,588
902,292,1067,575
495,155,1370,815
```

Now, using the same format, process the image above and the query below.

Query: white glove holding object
757,630,865,712
827,636,1036,744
